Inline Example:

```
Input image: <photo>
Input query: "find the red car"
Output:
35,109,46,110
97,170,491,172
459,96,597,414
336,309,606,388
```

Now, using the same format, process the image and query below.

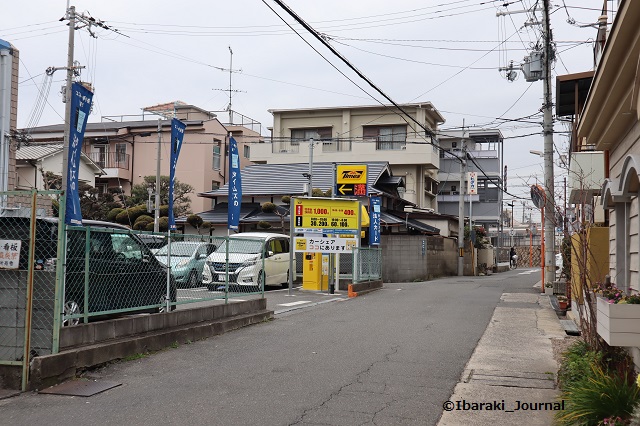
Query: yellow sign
337,164,367,185
295,238,307,251
294,198,360,234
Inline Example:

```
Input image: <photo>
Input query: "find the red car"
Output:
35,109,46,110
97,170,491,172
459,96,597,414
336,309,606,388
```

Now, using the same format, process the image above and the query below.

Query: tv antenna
213,46,245,124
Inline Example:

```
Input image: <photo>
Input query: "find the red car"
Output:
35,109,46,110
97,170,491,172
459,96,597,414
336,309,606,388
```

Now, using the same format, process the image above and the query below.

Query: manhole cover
39,380,121,397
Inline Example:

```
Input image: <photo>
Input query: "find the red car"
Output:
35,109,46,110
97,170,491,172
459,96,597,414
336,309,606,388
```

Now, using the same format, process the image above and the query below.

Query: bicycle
510,254,518,270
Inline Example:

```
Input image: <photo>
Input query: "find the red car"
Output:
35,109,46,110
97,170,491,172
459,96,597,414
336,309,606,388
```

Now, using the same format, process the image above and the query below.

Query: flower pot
558,301,568,310
596,297,640,347
545,287,553,295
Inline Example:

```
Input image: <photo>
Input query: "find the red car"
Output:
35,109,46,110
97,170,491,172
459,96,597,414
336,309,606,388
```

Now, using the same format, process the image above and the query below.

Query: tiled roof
198,161,392,198
16,144,63,160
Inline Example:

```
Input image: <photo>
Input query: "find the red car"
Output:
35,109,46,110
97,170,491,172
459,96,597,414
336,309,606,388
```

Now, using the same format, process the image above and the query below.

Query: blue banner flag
369,197,381,246
65,82,93,226
228,136,242,230
168,118,186,231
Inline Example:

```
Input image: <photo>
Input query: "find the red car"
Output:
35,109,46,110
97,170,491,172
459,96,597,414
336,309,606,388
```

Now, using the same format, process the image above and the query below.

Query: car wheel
281,270,290,288
187,270,199,288
63,301,80,326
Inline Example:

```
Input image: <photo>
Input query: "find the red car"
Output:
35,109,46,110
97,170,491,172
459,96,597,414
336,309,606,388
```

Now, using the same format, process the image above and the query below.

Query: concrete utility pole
542,0,555,287
61,6,76,194
307,137,314,197
457,138,465,276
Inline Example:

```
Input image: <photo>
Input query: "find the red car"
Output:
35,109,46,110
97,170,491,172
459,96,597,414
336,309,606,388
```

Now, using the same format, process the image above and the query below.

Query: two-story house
436,130,504,243
21,102,261,213
249,103,445,210
577,0,640,360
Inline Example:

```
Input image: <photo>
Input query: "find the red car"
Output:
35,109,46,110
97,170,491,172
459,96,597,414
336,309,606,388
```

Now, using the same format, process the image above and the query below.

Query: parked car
0,217,177,324
202,232,295,291
137,234,168,254
154,241,217,288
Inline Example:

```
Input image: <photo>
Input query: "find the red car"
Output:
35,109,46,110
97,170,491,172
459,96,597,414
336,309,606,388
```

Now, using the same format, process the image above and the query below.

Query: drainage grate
464,369,555,390
39,379,121,397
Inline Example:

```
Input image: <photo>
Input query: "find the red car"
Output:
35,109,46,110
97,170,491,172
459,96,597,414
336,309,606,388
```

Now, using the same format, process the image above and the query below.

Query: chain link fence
352,247,382,283
0,190,59,390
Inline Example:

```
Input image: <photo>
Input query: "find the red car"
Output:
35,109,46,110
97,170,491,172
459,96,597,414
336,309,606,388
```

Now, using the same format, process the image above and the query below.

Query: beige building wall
257,104,443,209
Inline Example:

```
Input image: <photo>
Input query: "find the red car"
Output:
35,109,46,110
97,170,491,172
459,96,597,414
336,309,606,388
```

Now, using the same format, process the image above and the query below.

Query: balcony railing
88,152,130,170
268,139,352,154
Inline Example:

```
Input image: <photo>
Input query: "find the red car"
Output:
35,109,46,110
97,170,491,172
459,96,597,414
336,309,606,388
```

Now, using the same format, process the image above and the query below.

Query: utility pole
61,5,76,194
457,138,465,276
307,138,314,197
542,0,555,287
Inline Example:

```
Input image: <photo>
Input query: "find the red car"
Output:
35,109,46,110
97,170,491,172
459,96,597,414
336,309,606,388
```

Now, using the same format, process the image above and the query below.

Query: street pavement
0,268,565,425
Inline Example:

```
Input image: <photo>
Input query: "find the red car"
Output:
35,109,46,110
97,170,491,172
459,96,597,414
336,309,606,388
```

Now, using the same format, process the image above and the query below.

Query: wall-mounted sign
467,172,478,195
0,240,21,270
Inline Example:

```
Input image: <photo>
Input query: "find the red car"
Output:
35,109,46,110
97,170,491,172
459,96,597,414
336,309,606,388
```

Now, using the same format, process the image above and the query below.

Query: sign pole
288,198,295,296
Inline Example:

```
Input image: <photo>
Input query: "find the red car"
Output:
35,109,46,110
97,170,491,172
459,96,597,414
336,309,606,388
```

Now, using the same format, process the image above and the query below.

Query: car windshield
156,242,199,257
215,239,263,254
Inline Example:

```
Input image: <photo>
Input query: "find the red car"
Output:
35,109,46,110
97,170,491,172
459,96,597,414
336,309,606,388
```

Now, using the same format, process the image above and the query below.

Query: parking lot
175,284,349,315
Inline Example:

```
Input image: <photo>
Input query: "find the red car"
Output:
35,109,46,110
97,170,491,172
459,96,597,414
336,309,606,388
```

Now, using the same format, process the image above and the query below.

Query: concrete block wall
380,235,458,282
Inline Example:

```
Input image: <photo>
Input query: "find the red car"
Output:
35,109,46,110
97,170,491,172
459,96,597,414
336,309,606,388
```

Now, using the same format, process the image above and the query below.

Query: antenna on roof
212,46,245,125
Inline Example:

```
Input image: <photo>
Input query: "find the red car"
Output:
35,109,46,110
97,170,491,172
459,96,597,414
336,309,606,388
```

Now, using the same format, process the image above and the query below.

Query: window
115,143,127,166
290,127,332,144
212,144,221,170
243,144,250,159
452,142,457,149
363,125,407,150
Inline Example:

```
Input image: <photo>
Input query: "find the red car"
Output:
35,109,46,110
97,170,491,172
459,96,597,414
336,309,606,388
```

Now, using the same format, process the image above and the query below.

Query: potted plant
557,295,568,310
596,282,640,347
545,283,553,295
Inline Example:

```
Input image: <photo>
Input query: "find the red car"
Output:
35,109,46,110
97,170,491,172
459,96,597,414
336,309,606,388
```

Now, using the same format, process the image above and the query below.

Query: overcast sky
1,0,610,221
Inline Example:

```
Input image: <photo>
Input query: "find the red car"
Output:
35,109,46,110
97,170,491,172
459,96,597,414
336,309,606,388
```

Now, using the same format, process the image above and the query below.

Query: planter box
596,297,640,347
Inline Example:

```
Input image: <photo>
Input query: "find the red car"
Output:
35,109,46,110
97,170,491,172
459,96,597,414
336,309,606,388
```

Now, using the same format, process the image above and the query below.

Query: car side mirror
267,250,275,258
198,253,207,259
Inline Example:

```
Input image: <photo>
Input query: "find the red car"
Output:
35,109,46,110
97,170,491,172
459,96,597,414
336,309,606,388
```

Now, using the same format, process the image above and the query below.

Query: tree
186,214,212,235
261,195,291,233
128,175,193,217
41,171,122,221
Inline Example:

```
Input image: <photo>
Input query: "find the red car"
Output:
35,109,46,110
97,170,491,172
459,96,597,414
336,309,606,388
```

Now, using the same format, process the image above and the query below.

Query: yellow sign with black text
293,198,360,235
336,164,367,185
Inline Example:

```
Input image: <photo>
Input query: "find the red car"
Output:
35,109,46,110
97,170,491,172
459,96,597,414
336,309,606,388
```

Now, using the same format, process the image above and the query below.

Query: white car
203,232,295,291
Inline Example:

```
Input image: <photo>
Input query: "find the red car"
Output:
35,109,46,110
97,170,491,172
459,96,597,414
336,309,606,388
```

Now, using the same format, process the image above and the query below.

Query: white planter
545,287,553,295
596,297,640,347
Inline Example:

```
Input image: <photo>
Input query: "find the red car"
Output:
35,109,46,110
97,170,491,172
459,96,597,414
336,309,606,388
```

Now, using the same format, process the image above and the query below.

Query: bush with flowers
596,282,640,304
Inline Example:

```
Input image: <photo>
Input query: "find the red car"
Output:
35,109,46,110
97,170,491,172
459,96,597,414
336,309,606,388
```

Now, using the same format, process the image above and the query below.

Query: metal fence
60,229,274,324
352,247,382,283
0,190,61,390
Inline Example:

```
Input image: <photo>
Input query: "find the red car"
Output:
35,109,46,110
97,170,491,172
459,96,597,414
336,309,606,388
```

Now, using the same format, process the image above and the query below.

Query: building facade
437,130,504,241
21,102,261,213
578,0,640,364
250,103,445,210
0,39,19,197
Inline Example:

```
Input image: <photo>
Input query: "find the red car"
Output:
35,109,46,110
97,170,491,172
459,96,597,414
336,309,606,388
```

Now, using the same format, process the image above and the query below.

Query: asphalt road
1,269,541,426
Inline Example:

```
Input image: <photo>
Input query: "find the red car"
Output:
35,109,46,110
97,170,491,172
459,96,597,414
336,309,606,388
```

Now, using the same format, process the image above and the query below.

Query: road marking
278,300,311,307
518,269,540,275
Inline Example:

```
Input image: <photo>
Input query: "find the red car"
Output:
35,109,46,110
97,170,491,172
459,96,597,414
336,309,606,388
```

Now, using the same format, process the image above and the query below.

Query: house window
290,128,332,144
452,142,457,149
115,143,127,166
243,144,250,159
363,125,407,150
212,144,221,170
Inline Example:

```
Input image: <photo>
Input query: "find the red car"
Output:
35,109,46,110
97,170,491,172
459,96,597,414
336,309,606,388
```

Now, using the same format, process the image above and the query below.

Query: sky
1,0,611,222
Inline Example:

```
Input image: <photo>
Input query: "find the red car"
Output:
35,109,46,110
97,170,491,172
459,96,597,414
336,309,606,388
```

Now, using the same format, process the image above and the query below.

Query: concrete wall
380,234,458,282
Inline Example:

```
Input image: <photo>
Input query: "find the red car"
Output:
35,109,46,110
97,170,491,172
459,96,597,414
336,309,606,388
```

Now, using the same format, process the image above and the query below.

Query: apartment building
436,130,504,239
249,103,445,210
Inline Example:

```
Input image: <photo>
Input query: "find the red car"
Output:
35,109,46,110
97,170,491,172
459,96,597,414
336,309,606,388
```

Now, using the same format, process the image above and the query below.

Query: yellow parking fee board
293,198,360,234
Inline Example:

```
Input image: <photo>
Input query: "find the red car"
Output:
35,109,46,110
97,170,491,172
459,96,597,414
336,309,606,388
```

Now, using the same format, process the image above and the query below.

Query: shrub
556,363,640,425
115,205,148,224
258,221,272,229
106,208,124,222
557,340,602,389
186,214,203,228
